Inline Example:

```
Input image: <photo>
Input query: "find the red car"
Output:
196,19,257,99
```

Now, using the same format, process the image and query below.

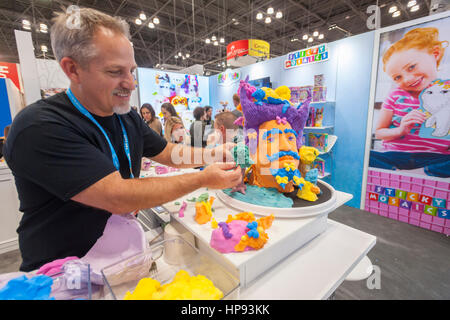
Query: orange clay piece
256,214,275,230
226,212,255,223
234,214,275,252
195,197,215,225
234,230,269,251
311,185,321,195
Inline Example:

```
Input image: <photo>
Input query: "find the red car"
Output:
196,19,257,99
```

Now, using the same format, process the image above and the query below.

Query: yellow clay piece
211,218,218,229
124,270,223,300
299,146,320,165
297,180,318,202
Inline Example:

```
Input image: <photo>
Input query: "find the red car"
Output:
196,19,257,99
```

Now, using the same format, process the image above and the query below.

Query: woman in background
140,103,162,136
164,116,190,145
161,102,183,136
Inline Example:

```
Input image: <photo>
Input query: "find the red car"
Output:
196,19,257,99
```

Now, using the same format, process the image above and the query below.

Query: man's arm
71,162,242,214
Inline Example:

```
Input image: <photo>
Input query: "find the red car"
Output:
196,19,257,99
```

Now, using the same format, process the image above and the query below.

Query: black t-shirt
4,92,167,272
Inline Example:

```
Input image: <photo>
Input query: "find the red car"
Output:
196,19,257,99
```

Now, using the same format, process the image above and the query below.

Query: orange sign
0,62,22,92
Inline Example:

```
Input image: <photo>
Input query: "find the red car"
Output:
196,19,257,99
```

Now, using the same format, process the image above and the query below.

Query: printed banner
364,16,450,235
284,44,329,69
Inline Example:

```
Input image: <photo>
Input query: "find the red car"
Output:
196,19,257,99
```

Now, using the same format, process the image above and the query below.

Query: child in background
370,27,450,178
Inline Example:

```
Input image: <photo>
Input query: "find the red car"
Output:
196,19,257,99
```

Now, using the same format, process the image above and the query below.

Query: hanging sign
217,69,241,86
284,44,329,69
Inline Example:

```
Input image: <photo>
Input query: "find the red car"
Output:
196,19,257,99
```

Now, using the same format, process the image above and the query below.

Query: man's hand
201,162,242,189
211,142,236,163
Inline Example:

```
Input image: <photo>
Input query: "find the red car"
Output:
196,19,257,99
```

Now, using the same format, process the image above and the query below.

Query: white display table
144,165,377,299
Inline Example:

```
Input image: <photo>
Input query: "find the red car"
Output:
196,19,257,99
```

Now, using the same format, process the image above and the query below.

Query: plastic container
101,236,240,300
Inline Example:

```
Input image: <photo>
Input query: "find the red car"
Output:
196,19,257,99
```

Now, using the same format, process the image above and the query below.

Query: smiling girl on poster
370,27,450,178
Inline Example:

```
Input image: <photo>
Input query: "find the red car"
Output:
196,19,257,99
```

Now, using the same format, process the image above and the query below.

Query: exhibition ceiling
0,0,432,74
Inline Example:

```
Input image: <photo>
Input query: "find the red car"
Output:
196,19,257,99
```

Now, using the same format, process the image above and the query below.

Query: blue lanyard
66,89,134,178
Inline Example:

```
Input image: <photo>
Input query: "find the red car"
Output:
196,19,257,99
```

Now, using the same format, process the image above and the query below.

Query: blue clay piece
305,168,319,185
0,275,54,300
223,184,293,208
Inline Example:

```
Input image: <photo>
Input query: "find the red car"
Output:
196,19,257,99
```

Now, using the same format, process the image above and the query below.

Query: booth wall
333,32,375,208
209,31,375,208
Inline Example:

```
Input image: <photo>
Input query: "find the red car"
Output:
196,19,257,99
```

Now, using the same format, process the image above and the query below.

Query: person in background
231,93,243,118
160,102,179,122
0,125,11,160
207,111,242,147
140,103,162,136
203,106,215,146
190,107,206,148
204,106,214,126
161,102,183,136
164,116,190,144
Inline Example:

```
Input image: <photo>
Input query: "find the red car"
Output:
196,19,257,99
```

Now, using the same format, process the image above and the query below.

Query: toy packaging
313,158,326,176
308,133,329,152
312,86,327,102
314,74,325,87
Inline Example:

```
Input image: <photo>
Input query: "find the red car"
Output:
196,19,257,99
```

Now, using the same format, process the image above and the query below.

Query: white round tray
215,179,337,219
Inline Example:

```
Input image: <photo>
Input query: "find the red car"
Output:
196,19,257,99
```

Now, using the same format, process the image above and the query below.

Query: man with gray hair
4,7,241,272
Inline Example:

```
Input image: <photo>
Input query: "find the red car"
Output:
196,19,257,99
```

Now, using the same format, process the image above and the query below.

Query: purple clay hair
239,76,311,151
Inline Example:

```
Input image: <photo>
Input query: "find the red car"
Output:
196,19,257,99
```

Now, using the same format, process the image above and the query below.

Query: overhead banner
364,15,450,235
0,61,23,92
227,39,270,67
284,44,329,69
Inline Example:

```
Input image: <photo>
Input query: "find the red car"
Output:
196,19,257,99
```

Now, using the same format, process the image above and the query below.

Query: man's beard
113,103,131,115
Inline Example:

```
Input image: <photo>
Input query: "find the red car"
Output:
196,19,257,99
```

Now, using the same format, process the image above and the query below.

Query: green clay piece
174,202,180,205
232,143,254,168
196,192,210,203
187,197,197,202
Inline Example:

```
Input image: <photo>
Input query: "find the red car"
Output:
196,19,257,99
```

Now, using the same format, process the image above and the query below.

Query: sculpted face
252,120,301,192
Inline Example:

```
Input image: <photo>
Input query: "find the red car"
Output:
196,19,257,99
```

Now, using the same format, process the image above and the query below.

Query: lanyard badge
66,89,134,178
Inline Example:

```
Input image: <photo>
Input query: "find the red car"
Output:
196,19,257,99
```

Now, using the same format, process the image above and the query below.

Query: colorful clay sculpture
195,196,215,224
210,212,275,253
124,270,223,300
239,77,311,193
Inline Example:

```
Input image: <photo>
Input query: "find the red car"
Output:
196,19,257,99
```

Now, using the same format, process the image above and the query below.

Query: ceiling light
22,19,31,30
148,22,155,29
313,31,319,37
410,4,420,12
182,56,186,60
139,12,146,20
186,53,190,58
41,45,48,53
308,37,313,43
135,18,142,25
219,37,225,43
175,55,178,59
392,10,401,17
256,12,263,20
389,6,398,13
275,11,283,19
318,34,324,40
234,21,239,25
267,7,274,15
265,17,271,24
205,38,211,44
303,34,308,40
155,64,160,68
211,35,217,41
178,52,182,56
153,17,160,24
40,24,48,33
328,24,337,30
407,0,417,8
217,63,221,67
22,19,30,25
213,41,219,46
